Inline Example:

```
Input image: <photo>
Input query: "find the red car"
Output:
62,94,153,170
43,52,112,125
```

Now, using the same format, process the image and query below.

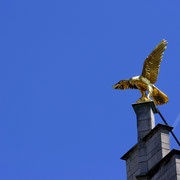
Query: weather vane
112,39,168,105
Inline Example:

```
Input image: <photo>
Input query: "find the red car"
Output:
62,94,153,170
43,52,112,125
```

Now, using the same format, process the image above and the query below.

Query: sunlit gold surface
112,39,169,105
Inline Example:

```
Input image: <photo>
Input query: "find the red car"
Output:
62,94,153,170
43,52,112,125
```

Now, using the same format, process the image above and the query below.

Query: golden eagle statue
112,39,168,105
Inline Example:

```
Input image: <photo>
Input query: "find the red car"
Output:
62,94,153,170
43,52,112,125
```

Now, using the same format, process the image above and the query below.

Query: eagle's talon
136,96,151,103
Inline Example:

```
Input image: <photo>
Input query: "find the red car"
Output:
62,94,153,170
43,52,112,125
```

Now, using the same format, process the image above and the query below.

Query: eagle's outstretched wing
141,39,168,84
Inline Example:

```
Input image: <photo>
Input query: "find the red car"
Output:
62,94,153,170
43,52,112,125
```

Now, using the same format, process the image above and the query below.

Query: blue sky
0,0,180,179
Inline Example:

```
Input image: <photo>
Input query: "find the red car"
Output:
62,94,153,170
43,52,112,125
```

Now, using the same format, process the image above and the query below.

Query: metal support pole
157,108,180,147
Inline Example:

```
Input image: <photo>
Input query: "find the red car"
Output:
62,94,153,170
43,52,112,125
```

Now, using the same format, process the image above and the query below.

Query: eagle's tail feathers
151,86,168,105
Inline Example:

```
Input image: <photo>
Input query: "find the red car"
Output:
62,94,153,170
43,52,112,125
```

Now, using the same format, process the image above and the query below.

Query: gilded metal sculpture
112,39,168,105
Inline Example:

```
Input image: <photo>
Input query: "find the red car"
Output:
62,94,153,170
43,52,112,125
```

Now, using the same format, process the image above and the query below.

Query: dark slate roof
143,123,173,141
121,124,173,161
121,143,138,160
136,149,180,178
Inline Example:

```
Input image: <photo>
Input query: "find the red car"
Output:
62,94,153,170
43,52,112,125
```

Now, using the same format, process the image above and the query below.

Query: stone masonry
121,101,180,180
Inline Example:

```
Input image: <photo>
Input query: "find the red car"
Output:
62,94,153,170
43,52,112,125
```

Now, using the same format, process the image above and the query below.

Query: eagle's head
112,80,130,90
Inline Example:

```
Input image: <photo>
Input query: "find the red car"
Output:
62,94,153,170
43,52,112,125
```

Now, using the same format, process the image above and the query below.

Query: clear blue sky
0,0,180,179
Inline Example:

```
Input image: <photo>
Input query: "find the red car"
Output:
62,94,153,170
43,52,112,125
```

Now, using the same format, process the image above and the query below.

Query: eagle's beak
112,84,119,89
